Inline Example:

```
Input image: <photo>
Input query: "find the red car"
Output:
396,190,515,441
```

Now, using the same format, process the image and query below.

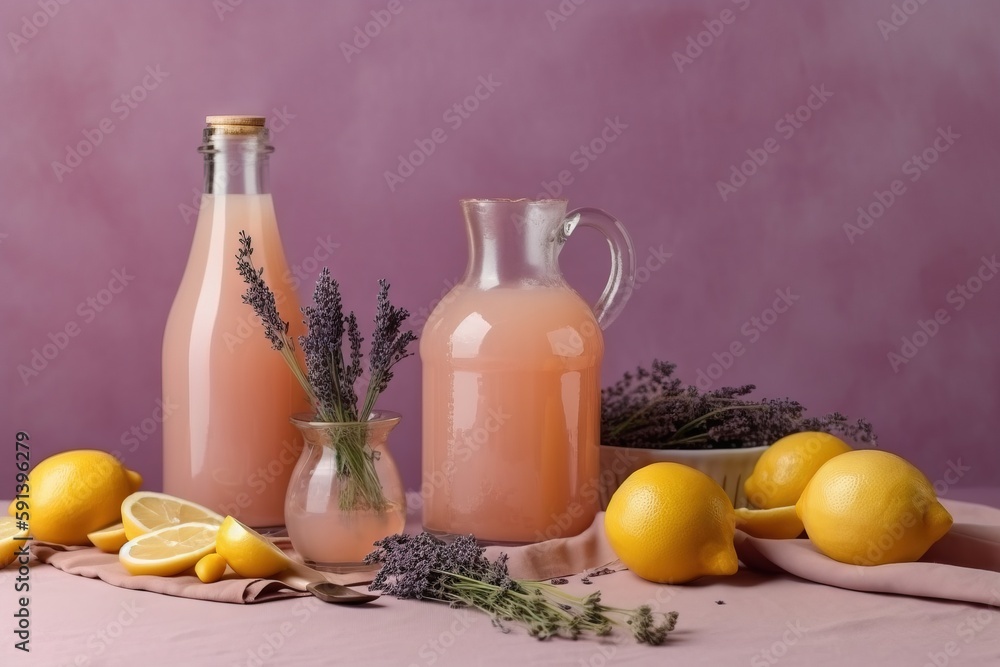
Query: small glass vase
284,411,407,573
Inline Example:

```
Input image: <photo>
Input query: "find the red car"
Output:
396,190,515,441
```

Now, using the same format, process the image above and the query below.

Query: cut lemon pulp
87,522,129,553
119,522,219,576
121,492,223,540
734,506,804,539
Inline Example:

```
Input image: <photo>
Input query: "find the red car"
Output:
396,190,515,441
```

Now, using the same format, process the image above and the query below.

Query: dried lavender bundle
602,360,876,450
365,533,679,645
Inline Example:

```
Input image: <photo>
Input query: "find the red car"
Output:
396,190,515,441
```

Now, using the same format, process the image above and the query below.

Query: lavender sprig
360,280,418,420
365,533,679,645
601,360,876,449
236,231,289,350
235,232,318,408
300,269,348,421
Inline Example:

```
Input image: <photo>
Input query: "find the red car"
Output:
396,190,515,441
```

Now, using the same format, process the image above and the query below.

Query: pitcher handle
560,207,636,330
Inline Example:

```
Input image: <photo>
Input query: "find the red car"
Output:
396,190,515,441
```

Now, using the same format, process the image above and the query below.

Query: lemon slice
734,506,804,539
122,492,223,540
87,522,129,553
215,516,291,578
119,522,219,576
1,517,29,568
195,553,229,583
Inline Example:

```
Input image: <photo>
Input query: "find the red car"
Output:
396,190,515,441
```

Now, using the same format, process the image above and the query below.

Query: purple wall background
2,1,998,495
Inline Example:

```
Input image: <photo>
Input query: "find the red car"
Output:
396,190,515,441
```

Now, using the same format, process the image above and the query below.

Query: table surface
2,487,999,666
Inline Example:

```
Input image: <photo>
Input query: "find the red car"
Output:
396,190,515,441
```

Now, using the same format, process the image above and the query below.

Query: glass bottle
421,198,636,544
162,115,309,530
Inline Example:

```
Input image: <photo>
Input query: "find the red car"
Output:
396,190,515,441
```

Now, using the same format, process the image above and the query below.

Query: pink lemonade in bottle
162,116,309,529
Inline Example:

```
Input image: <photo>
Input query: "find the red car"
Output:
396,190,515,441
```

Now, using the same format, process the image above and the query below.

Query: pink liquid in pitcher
421,284,603,544
162,193,308,528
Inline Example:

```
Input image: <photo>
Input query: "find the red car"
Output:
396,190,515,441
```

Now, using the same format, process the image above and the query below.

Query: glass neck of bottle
199,132,273,195
461,199,568,288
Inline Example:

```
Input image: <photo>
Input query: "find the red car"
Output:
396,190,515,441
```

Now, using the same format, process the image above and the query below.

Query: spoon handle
277,562,364,591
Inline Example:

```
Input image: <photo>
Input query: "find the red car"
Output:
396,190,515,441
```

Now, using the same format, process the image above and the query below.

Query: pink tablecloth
2,487,999,666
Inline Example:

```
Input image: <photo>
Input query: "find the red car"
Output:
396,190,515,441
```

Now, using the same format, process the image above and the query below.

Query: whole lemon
10,450,142,545
796,450,953,565
744,432,852,508
605,462,738,584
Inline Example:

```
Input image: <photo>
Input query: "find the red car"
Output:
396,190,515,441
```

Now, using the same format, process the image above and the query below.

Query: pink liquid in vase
284,413,407,570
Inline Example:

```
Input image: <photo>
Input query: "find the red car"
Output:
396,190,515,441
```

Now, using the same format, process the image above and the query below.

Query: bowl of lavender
599,360,876,508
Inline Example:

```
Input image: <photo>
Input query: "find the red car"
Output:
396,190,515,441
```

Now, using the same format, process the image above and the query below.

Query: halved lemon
87,522,129,553
734,506,804,540
119,522,219,576
121,492,223,540
215,516,291,578
1,517,29,568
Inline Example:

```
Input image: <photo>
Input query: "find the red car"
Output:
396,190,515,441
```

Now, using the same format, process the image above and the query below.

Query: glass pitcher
420,198,636,544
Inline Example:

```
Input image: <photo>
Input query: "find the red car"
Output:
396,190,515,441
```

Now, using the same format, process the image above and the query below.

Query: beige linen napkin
28,499,1000,606
29,538,348,604
28,519,620,604
488,498,1000,606
734,499,1000,607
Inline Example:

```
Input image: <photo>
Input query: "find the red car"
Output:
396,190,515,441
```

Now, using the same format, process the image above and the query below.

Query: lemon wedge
734,506,804,539
195,553,229,583
87,522,129,553
215,516,291,578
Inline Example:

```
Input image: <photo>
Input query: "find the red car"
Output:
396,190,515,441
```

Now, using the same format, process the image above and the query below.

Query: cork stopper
205,115,267,135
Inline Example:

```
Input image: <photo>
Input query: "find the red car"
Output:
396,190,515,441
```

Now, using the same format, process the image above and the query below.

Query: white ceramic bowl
598,444,768,509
